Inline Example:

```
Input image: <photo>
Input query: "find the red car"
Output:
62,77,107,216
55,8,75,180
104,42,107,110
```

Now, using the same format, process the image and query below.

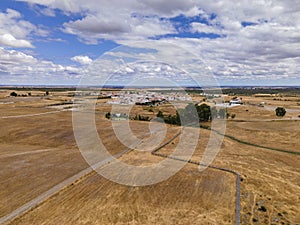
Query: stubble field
0,89,299,225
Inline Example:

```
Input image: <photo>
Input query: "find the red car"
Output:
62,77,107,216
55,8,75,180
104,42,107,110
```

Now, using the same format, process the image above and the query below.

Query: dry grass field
0,89,299,225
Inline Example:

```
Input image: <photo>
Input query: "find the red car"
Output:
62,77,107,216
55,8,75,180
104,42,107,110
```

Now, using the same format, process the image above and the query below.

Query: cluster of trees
157,111,180,125
157,103,227,126
135,100,164,106
104,103,228,126
222,88,300,96
132,114,150,121
10,92,31,97
105,112,129,120
10,91,48,97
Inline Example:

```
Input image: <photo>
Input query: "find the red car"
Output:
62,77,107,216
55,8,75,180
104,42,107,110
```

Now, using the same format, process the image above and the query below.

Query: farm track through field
151,127,241,225
0,148,59,158
1,125,241,225
0,111,61,119
0,128,161,225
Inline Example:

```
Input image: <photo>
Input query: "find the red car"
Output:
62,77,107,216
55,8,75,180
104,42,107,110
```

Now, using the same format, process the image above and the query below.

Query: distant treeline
2,86,299,96
0,87,76,92
221,88,300,96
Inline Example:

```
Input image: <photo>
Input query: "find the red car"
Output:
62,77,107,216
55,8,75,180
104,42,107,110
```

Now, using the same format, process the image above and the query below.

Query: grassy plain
0,89,299,225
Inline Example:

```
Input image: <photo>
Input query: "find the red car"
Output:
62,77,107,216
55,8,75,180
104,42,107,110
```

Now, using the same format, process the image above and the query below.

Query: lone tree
275,107,286,117
196,103,211,122
156,111,164,118
105,112,111,119
10,92,17,97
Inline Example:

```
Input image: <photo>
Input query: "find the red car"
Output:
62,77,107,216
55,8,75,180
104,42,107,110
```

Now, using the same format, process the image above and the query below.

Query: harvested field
1,90,299,225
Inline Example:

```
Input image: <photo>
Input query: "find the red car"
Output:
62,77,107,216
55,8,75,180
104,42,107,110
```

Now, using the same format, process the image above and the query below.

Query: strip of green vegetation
1,87,76,92
221,87,300,96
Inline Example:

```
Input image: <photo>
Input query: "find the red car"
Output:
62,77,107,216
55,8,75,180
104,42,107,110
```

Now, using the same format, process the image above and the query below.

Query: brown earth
0,90,299,225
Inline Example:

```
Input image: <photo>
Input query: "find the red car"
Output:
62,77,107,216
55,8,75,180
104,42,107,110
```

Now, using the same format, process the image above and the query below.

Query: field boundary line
0,128,166,224
0,111,61,119
151,126,241,225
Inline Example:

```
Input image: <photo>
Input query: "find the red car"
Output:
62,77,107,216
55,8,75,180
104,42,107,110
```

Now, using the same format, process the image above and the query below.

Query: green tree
105,112,111,119
275,107,286,117
10,92,17,97
157,111,164,118
196,104,211,122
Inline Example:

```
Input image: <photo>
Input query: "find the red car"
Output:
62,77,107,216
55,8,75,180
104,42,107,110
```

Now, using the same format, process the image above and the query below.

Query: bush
105,112,111,119
258,206,267,212
10,92,17,97
157,111,164,118
275,107,286,117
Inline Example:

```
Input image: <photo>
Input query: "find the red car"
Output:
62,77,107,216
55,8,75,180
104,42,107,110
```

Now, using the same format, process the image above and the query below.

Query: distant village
105,91,191,105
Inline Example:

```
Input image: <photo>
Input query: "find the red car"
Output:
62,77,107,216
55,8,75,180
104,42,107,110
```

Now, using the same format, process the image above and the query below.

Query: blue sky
0,0,299,86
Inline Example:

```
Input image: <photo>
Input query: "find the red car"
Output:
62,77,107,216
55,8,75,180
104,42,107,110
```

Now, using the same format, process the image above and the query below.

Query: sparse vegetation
10,92,18,97
105,112,111,119
0,87,299,225
275,107,286,117
259,205,267,212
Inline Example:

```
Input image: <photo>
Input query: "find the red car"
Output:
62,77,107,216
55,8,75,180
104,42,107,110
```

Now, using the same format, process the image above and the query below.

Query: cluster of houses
107,91,191,105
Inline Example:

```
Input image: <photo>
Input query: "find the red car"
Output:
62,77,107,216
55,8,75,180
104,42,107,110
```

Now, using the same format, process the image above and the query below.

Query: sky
0,0,299,86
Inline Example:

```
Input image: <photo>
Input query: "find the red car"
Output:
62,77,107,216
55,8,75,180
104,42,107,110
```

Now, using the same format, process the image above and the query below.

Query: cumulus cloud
63,14,176,44
0,48,82,84
0,33,33,48
10,0,300,84
71,55,93,65
0,8,47,48
190,23,223,35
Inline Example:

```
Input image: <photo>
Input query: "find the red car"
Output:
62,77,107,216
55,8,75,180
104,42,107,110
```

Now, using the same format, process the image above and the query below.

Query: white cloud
40,7,56,17
71,55,93,65
10,0,300,84
0,47,37,64
63,14,176,44
0,8,48,48
190,23,223,35
0,48,83,84
0,33,33,48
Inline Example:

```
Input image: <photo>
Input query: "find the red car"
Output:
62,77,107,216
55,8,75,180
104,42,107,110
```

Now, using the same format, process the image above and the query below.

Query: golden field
0,89,299,225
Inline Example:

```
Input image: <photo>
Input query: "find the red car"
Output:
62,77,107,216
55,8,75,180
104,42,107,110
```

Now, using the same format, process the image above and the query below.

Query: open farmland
0,88,299,225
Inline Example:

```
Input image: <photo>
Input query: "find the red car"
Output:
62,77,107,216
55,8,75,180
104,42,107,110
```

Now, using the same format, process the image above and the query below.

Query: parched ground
1,91,300,225
9,165,235,225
